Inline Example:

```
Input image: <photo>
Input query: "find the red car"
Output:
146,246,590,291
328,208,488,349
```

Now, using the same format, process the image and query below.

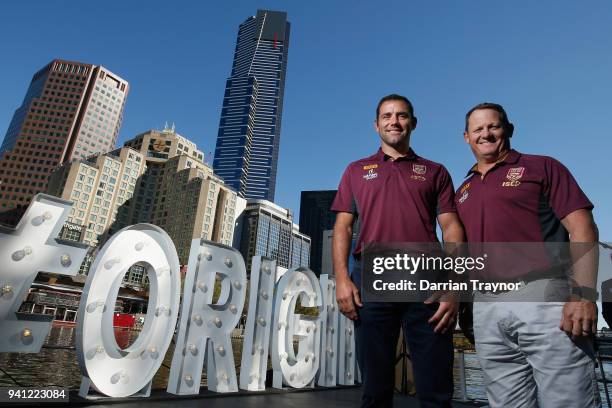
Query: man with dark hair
456,102,600,407
332,94,465,407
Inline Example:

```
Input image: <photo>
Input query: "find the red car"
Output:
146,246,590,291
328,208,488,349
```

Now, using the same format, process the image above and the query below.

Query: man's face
464,108,510,162
374,100,415,150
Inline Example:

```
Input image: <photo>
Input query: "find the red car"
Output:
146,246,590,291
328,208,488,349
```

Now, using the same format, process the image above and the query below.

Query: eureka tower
213,10,290,201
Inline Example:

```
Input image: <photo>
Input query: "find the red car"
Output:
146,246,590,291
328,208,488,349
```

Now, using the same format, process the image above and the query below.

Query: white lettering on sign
271,267,323,389
239,256,276,391
317,274,339,386
0,195,359,399
76,224,180,398
167,240,246,394
0,194,87,353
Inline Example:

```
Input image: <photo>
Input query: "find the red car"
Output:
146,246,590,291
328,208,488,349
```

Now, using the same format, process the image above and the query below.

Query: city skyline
0,2,610,238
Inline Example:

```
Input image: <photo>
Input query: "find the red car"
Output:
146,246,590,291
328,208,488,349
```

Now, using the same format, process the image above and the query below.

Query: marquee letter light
317,274,338,386
337,313,356,385
76,224,180,398
167,240,246,394
239,256,276,391
0,194,87,353
271,267,323,389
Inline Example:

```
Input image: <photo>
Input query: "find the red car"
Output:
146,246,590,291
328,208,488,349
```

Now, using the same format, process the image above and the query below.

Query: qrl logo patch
506,167,524,181
412,164,426,175
503,167,524,187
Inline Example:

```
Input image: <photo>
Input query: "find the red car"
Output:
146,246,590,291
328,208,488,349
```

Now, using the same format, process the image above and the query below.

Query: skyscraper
122,126,238,264
299,190,338,275
0,59,129,225
233,199,310,276
47,146,146,247
213,10,290,201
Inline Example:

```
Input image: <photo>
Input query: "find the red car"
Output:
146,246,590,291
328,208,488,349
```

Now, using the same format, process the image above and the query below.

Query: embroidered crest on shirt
410,164,427,181
413,164,426,174
363,168,378,181
502,167,524,187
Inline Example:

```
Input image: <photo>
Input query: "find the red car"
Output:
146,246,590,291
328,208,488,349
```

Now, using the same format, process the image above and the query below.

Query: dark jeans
353,266,454,407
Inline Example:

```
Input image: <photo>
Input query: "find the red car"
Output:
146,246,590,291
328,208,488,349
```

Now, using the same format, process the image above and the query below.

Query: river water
1,326,610,404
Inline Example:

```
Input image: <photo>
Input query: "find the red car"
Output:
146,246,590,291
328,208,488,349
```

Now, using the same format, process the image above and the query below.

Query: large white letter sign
0,194,87,353
76,224,180,398
317,274,338,386
167,240,246,395
337,314,356,385
271,267,323,389
239,256,277,391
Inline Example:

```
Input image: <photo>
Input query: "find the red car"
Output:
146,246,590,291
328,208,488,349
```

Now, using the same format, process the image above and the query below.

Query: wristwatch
571,286,599,302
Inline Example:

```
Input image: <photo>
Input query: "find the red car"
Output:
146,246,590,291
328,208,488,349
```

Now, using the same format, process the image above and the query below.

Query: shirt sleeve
544,157,593,219
436,165,457,215
331,165,357,214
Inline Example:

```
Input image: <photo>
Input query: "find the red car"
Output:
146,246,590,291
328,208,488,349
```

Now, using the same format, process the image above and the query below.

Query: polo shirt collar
466,149,521,177
375,147,418,162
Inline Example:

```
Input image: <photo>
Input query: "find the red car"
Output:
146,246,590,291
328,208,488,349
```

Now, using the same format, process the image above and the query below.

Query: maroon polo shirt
456,149,593,242
331,148,456,255
455,149,594,279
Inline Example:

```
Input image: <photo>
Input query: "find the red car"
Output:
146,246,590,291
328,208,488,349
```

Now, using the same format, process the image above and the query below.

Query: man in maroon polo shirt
456,102,600,407
331,94,465,408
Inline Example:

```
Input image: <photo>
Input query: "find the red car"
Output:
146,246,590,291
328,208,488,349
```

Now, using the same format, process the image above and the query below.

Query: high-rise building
123,126,238,264
123,126,204,223
291,223,311,272
213,10,290,201
234,199,310,275
47,146,146,247
320,229,358,277
0,59,129,225
299,190,338,275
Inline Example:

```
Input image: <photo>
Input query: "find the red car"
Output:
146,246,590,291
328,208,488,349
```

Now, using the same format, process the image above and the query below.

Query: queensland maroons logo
503,167,524,187
506,167,524,181
412,164,426,175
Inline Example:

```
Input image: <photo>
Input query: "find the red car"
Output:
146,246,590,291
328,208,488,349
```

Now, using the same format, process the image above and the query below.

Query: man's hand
560,300,598,338
336,276,362,321
425,291,459,333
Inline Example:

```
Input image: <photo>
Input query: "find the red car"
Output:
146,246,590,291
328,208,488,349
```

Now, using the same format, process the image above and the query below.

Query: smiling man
456,102,600,408
331,94,465,407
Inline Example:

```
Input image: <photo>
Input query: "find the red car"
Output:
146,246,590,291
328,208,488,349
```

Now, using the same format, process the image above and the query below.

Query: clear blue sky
1,1,610,239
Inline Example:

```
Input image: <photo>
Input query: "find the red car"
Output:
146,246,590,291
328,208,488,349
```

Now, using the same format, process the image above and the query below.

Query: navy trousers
353,269,454,407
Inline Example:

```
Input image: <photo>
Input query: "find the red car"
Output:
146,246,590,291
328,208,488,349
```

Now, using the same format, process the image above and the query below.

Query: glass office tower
213,10,290,201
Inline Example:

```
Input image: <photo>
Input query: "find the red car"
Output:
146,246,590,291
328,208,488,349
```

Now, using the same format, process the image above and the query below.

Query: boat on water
18,281,147,330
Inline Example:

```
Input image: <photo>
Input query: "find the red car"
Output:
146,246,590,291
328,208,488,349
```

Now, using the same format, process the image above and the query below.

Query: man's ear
411,116,418,130
373,119,379,133
463,131,470,144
